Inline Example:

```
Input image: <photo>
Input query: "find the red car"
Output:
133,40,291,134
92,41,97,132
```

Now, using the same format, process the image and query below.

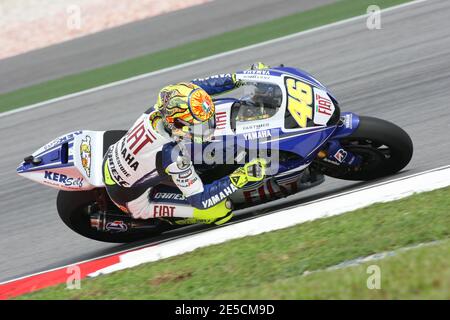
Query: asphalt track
1,0,449,283
0,0,337,94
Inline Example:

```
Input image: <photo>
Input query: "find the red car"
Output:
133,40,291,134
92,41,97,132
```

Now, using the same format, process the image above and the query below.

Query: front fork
314,112,363,168
317,140,363,167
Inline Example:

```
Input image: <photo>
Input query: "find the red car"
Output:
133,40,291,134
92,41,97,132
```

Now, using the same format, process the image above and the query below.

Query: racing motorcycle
17,66,413,243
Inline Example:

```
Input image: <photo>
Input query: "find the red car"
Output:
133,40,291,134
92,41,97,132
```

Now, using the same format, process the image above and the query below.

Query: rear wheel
318,116,413,181
57,189,167,243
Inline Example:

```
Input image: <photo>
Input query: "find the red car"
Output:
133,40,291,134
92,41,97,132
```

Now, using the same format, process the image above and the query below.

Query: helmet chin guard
169,116,216,144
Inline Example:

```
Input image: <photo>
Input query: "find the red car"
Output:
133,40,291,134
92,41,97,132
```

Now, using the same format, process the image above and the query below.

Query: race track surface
1,0,449,282
0,0,337,94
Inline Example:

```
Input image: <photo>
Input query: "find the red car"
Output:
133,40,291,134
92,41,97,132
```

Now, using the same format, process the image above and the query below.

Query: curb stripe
0,255,120,300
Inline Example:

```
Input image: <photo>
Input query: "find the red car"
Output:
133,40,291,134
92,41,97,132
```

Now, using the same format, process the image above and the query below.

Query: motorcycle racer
16,61,415,243
102,67,268,225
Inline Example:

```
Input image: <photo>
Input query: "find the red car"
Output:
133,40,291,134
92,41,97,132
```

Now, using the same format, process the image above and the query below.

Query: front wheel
317,116,413,181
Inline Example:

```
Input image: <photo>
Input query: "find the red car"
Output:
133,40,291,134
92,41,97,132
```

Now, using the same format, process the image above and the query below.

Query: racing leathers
102,73,262,225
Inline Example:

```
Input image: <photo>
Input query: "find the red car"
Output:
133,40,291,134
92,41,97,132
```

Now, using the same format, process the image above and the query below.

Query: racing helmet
156,83,216,143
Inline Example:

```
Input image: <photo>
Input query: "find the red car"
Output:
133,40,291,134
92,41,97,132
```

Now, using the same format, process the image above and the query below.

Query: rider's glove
232,73,244,88
233,62,270,88
250,61,271,70
229,158,267,188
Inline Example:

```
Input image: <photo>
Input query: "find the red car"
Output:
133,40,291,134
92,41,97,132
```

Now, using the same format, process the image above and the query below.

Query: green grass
0,0,412,113
215,241,450,299
20,186,450,300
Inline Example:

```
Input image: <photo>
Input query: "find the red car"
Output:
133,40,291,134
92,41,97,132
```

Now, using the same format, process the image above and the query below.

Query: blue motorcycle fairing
199,112,360,177
192,68,362,179
17,139,75,174
232,126,336,158
272,67,327,89
330,112,360,140
237,66,338,103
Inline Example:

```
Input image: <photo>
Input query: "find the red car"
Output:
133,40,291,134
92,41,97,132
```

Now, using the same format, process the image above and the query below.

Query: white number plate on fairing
313,87,335,126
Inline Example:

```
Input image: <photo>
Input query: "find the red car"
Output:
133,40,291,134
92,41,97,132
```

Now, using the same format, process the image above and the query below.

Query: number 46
285,78,313,128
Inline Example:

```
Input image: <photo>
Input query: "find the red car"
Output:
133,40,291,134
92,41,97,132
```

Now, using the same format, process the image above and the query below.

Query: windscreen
224,81,283,123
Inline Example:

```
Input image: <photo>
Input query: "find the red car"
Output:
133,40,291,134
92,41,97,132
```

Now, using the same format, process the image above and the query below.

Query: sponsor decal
126,120,156,156
315,93,333,116
175,175,199,188
239,74,272,81
115,140,132,177
215,111,227,130
230,176,241,186
243,182,280,204
178,169,193,179
243,130,272,140
243,179,298,204
346,114,353,129
153,205,175,218
105,220,128,232
201,184,238,208
312,87,335,126
154,193,186,201
334,149,348,163
120,138,139,172
80,136,91,177
44,171,83,188
107,148,130,187
241,123,270,131
242,70,271,76
331,148,357,166
339,113,353,129
110,118,158,184
44,131,82,151
192,74,232,82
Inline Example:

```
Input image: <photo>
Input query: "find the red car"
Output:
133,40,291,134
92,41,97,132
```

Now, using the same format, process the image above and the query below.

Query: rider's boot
174,199,234,226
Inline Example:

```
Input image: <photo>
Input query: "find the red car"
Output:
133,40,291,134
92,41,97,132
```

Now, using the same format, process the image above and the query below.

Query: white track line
0,0,428,119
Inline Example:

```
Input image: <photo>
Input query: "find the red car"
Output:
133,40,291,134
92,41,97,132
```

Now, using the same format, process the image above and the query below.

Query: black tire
57,190,166,243
319,116,413,181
